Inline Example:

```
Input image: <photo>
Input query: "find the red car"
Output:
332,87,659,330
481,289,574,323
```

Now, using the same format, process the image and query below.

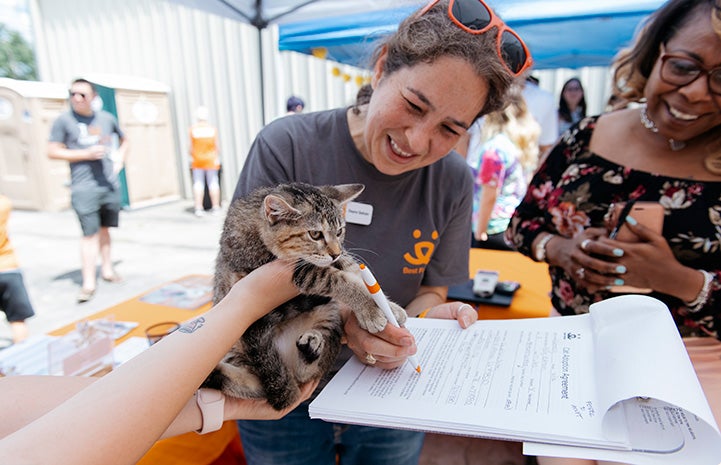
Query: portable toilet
0,78,70,211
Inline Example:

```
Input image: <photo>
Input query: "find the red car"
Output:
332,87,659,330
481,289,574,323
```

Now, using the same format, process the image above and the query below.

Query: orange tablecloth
50,275,244,465
465,248,552,320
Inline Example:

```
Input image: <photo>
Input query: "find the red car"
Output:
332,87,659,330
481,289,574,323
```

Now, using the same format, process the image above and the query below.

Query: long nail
625,216,638,226
614,279,625,286
613,248,624,257
615,265,627,274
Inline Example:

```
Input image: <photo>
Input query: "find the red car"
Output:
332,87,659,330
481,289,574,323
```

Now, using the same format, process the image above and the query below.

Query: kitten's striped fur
202,182,407,410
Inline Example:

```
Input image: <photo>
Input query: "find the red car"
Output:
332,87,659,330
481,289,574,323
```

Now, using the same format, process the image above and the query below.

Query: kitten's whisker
346,247,379,258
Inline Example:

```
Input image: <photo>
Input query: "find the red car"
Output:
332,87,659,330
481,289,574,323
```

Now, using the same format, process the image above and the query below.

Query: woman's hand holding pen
341,301,477,370
342,308,417,370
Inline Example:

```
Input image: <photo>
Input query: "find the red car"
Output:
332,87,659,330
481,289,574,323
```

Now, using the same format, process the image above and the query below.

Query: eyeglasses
68,91,88,99
419,0,532,77
659,50,721,96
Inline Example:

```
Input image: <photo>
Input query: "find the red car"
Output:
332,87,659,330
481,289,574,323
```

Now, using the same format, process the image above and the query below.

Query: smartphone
606,201,665,242
472,270,499,297
606,201,665,293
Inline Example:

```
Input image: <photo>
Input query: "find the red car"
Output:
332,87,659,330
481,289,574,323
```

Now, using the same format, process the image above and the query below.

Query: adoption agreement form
310,295,721,465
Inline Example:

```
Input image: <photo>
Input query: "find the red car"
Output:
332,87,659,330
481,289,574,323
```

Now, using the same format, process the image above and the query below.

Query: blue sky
0,0,31,41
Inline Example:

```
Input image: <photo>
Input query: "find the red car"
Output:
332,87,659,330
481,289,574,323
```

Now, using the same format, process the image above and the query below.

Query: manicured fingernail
461,315,472,328
613,248,624,257
625,215,638,226
401,337,414,346
614,279,625,286
615,265,627,274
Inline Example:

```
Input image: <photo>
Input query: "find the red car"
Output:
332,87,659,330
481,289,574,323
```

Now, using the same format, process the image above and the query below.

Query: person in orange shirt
0,195,35,344
189,106,221,217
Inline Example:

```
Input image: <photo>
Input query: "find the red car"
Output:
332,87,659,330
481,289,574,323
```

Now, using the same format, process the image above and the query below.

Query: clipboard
447,280,514,307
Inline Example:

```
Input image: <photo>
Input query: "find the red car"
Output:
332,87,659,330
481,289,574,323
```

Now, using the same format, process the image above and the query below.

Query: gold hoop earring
704,153,721,175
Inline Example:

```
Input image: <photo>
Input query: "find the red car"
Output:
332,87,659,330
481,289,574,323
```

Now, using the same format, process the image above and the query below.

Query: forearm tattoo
179,317,205,334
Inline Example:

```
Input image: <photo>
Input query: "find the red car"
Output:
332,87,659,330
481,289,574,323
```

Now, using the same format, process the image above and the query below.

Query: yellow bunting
354,75,364,86
311,47,328,59
331,67,341,77
342,73,351,82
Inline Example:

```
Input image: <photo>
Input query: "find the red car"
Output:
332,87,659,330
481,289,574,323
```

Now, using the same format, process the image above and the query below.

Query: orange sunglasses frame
419,0,533,76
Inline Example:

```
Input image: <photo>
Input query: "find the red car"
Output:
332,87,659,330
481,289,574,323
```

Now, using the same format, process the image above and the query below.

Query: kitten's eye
308,231,323,240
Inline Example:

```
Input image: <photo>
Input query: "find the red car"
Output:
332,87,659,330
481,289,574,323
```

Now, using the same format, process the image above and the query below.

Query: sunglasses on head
419,0,532,77
68,91,88,99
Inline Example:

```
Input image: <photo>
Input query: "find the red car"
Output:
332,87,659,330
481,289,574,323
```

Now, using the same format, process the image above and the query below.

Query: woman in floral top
508,114,720,334
507,1,721,462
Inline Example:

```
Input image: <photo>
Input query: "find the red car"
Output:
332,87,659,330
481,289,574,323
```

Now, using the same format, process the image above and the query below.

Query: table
43,252,550,465
49,275,245,465
465,248,552,320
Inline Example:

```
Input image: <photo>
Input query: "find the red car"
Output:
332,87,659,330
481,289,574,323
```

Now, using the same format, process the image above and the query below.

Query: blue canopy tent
278,0,666,70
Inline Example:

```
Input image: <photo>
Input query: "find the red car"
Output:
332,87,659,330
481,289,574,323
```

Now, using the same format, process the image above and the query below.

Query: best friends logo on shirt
403,229,438,274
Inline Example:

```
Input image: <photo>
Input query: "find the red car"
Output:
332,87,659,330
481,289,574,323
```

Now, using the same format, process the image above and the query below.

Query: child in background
0,195,35,344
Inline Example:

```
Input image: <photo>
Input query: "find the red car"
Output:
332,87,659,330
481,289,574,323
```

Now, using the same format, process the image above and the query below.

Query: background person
470,87,539,250
0,260,316,465
557,77,587,136
522,74,559,156
189,105,221,217
230,0,529,462
0,195,34,344
48,78,128,304
285,95,305,114
506,0,721,462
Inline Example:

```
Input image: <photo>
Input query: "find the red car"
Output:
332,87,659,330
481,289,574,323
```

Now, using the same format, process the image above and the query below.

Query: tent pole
258,27,266,125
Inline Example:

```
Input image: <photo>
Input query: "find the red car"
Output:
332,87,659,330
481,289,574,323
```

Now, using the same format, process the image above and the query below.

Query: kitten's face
261,183,364,267
272,211,346,267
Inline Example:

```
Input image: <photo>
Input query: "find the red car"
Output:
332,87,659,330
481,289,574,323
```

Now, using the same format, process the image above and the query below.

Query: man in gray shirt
48,78,128,303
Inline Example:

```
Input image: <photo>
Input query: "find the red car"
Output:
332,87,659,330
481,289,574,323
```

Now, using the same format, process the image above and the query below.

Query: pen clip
609,199,637,239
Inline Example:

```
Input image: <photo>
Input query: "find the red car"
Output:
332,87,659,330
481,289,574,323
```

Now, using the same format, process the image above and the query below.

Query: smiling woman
505,0,721,463
229,0,521,464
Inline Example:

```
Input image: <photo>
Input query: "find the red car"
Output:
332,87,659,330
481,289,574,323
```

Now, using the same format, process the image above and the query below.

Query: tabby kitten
202,182,407,410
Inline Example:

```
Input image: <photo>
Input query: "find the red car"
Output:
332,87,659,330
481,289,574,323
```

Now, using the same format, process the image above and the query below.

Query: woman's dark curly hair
353,0,515,120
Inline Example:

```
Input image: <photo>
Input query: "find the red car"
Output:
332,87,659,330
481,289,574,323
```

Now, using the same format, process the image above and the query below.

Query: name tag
345,201,373,226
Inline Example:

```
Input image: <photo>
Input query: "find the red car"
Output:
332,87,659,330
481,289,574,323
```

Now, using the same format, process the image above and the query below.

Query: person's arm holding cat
0,261,317,465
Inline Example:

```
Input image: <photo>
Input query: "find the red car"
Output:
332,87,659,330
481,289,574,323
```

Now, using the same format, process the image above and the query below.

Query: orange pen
359,263,421,373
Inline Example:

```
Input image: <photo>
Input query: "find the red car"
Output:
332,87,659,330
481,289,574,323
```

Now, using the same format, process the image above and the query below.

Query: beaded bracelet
417,308,431,318
685,270,714,313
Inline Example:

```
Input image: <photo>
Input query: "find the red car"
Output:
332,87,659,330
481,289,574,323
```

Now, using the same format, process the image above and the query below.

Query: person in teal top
470,87,540,250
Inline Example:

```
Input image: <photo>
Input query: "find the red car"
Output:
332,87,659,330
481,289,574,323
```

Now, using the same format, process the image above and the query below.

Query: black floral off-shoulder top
507,116,721,339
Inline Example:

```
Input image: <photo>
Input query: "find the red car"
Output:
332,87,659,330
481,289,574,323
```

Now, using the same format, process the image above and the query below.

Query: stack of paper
309,295,721,465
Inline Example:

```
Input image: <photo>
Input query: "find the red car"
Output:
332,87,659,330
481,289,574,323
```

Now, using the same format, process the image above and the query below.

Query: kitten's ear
264,194,302,225
324,184,365,206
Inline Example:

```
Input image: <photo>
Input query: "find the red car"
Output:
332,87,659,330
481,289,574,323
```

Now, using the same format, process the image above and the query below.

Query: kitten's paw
354,309,388,334
297,330,324,362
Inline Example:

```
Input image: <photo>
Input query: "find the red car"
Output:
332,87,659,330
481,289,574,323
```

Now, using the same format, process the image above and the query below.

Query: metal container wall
29,0,365,199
